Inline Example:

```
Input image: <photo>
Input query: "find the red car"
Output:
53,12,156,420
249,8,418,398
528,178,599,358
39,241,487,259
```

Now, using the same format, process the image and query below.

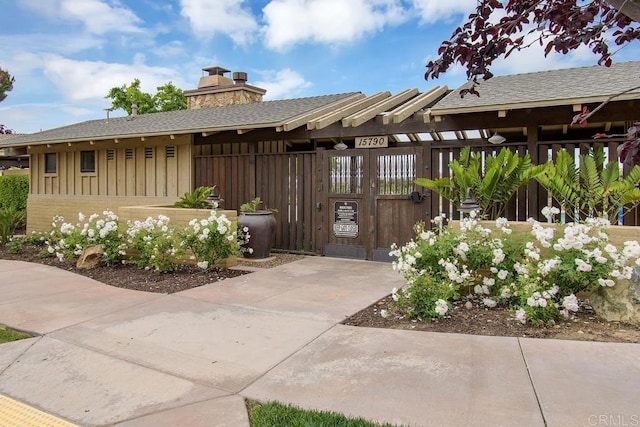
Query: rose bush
180,210,248,270
390,211,640,325
45,211,125,265
41,210,244,272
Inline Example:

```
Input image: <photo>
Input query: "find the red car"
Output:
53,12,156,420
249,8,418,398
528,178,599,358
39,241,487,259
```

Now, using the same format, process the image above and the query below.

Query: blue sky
1,0,639,134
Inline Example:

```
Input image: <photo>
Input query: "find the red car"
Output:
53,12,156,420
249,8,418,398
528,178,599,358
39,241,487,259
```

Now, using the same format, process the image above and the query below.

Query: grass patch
0,325,32,343
246,400,399,427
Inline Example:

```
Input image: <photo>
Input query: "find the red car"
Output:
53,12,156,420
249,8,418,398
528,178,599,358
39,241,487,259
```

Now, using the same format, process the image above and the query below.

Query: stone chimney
185,66,267,109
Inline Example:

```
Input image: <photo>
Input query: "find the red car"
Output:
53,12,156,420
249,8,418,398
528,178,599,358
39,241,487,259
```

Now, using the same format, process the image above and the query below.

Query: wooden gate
319,146,427,260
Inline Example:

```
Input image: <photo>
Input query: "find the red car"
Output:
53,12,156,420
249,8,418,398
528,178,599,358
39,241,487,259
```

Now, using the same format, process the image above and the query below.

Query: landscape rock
76,245,104,270
590,267,640,327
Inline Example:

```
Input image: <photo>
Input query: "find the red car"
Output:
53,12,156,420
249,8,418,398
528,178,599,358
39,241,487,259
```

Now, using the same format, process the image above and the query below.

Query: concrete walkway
0,257,638,427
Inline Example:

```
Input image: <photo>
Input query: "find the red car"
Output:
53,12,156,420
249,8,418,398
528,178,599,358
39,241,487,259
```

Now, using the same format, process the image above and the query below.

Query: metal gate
319,146,427,260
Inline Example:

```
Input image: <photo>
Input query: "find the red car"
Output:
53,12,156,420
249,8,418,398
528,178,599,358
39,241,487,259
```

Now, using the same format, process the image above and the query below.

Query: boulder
590,267,640,327
76,245,105,270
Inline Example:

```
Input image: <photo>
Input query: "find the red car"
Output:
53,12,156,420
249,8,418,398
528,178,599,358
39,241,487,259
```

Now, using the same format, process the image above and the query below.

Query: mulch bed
342,294,640,343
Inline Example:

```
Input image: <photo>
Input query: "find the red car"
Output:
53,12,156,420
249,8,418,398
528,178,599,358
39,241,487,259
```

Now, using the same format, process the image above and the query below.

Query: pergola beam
308,91,391,130
383,86,447,125
279,93,365,132
343,88,418,128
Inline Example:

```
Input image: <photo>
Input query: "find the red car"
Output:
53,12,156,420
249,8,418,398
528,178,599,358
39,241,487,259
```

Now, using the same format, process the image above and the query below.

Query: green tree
0,67,15,134
154,82,187,112
105,79,186,115
425,0,640,96
0,67,14,102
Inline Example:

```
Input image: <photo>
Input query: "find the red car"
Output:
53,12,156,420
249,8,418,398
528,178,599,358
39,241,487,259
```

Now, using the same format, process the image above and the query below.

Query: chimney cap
233,71,248,84
202,66,230,76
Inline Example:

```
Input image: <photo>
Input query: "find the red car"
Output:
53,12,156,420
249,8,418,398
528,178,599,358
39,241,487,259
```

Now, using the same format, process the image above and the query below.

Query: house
2,62,639,259
0,134,28,171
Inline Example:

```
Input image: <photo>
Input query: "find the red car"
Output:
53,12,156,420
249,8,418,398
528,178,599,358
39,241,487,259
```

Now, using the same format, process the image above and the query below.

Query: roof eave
0,122,292,149
429,92,640,117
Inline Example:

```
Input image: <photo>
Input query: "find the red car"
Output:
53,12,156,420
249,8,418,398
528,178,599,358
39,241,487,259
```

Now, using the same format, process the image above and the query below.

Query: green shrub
179,210,244,270
390,214,640,325
45,211,126,265
125,215,183,273
0,175,29,211
0,206,25,245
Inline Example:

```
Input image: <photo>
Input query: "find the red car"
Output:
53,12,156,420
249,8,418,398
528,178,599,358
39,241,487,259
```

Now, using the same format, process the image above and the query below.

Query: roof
3,61,639,149
429,61,640,116
1,92,360,148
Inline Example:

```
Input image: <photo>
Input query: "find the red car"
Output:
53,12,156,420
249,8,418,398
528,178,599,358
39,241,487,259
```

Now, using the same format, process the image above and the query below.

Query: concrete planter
118,205,238,267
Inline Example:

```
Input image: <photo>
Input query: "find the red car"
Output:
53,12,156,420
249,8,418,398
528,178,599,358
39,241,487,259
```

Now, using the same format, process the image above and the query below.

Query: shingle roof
430,61,640,115
1,92,359,148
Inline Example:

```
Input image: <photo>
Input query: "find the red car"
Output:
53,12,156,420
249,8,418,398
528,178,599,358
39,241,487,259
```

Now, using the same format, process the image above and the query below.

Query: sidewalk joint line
517,338,548,427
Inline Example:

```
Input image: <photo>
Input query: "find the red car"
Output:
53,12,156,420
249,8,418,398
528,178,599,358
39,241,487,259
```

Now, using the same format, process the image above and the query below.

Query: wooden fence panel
195,152,318,253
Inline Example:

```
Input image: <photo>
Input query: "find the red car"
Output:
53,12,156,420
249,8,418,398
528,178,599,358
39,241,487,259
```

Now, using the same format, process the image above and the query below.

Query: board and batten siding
29,135,192,197
26,135,194,232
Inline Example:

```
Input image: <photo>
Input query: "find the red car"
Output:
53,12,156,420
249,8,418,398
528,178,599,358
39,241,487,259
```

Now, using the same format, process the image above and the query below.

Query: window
145,147,154,159
125,148,134,160
80,150,96,173
44,153,57,174
166,146,176,158
107,149,115,160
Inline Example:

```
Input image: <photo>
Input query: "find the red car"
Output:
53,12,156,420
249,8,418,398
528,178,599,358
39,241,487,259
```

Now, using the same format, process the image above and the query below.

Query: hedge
0,175,29,211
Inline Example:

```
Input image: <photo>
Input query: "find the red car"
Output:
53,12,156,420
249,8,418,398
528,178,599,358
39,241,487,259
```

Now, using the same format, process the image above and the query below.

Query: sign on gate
333,201,359,238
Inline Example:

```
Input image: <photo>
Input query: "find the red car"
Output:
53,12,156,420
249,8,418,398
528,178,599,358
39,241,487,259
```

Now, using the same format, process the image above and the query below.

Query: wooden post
527,126,540,220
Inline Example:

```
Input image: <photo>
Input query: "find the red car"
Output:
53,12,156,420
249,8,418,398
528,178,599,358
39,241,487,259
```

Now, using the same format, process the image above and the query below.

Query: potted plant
238,197,277,258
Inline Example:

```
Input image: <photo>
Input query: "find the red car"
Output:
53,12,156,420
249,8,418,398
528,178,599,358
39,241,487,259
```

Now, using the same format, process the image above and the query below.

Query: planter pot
238,211,276,259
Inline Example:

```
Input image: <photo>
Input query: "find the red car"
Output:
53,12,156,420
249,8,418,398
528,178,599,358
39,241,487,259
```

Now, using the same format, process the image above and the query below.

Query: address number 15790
355,136,388,148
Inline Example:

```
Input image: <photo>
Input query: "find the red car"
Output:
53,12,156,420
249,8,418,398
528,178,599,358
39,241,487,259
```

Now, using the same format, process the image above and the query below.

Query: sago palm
416,146,545,219
535,148,640,223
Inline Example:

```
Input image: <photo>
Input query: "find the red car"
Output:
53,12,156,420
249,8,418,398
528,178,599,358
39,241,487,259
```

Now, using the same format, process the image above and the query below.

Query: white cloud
254,68,312,99
493,43,595,76
179,0,258,45
262,0,408,51
20,0,142,34
0,33,102,62
410,0,476,24
0,103,102,134
40,55,187,102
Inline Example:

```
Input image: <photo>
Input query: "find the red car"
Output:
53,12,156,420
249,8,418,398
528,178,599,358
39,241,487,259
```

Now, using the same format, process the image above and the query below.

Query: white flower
474,284,490,295
380,309,389,319
515,309,527,324
197,261,209,270
434,299,449,316
562,294,580,312
492,248,505,265
597,278,615,287
575,258,592,272
498,270,508,280
482,298,497,308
